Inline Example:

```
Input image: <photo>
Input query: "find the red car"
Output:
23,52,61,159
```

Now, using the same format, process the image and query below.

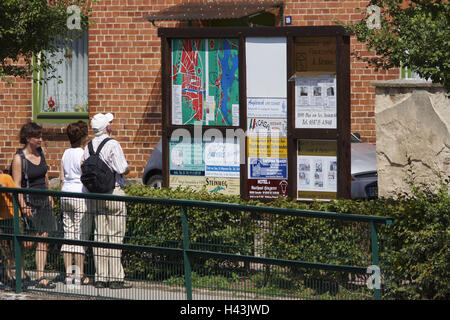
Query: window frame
32,31,89,124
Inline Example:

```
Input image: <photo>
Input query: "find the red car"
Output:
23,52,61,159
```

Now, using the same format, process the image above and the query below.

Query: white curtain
41,30,88,113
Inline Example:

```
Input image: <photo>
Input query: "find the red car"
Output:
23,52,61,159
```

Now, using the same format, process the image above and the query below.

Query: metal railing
0,186,393,300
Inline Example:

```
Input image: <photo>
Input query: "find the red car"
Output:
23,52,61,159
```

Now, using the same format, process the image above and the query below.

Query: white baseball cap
91,112,114,135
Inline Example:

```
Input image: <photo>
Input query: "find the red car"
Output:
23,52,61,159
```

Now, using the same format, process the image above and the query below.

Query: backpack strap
88,138,112,156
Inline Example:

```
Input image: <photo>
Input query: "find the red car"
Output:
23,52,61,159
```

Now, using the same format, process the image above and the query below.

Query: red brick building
0,0,398,180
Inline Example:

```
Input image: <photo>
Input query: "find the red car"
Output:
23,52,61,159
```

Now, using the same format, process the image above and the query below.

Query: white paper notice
295,75,337,129
172,84,182,125
247,98,287,119
232,104,239,126
297,156,337,193
205,96,215,122
205,139,240,178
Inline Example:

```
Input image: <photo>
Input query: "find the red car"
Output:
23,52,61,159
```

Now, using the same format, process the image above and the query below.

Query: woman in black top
11,121,57,289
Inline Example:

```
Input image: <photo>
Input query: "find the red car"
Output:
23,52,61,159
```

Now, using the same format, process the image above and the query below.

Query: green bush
122,182,449,299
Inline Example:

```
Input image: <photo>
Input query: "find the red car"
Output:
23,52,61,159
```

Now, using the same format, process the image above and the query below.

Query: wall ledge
371,79,443,89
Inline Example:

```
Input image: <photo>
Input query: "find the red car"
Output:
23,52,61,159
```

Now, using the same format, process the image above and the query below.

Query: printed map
172,39,239,126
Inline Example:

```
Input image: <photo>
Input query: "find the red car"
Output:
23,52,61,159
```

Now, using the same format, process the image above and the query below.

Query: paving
0,274,278,300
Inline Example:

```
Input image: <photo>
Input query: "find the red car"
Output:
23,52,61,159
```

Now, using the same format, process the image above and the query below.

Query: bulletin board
158,26,351,201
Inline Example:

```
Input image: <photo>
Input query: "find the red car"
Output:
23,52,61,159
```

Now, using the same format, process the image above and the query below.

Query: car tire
146,174,163,188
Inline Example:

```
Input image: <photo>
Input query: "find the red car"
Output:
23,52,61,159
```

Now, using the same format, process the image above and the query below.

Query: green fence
0,186,393,300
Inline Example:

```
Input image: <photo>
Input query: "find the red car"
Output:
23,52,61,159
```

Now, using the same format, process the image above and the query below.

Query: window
400,65,422,80
33,30,89,124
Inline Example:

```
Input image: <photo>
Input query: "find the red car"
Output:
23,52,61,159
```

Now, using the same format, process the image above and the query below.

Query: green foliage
0,0,93,82
123,183,449,299
341,0,450,92
383,182,450,299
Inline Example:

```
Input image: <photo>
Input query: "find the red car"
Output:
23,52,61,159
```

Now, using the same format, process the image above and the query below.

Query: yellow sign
297,139,337,157
248,137,287,158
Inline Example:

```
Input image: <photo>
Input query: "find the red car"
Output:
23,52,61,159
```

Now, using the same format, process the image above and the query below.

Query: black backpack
80,138,116,193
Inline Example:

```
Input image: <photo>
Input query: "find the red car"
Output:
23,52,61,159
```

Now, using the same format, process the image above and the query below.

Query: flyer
297,156,337,193
248,157,287,179
247,118,287,137
169,138,205,176
204,138,240,178
205,177,240,195
169,176,205,190
295,75,337,129
248,179,288,199
247,137,287,158
297,139,337,200
247,98,287,118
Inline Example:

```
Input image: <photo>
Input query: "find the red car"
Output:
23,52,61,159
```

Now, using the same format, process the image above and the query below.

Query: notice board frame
158,26,351,200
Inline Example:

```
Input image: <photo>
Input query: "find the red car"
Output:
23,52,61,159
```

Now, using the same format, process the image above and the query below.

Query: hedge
123,182,449,300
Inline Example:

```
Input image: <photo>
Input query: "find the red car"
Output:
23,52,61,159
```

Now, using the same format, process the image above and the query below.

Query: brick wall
0,0,398,179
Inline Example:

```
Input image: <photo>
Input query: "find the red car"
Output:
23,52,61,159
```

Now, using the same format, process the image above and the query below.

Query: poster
246,37,287,98
294,37,336,73
247,98,287,118
247,137,287,158
297,139,337,200
247,118,287,137
205,177,240,195
295,74,337,129
248,179,288,199
169,138,205,176
204,138,240,178
172,38,239,126
245,38,288,200
170,176,205,191
248,157,287,179
169,176,240,195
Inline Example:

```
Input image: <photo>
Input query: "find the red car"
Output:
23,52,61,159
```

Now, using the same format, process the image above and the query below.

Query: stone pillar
372,80,450,198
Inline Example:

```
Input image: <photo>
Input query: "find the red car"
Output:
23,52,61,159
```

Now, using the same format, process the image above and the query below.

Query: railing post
371,221,381,300
12,192,22,293
181,205,192,300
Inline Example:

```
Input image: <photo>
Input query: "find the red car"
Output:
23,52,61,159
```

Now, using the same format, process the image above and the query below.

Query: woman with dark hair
11,121,57,289
59,121,91,286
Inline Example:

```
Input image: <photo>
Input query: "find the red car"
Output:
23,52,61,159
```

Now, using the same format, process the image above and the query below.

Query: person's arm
45,171,54,207
110,141,129,175
59,161,65,186
11,154,32,216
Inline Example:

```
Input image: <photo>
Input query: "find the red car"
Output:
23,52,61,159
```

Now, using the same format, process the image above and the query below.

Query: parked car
350,133,378,199
143,134,378,199
142,139,163,188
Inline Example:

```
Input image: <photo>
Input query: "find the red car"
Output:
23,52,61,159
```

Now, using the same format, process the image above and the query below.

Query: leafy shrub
120,182,449,299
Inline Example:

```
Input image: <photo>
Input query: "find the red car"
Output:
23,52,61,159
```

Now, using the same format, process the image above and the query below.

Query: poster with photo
297,139,337,200
294,75,337,129
297,156,336,194
248,157,287,179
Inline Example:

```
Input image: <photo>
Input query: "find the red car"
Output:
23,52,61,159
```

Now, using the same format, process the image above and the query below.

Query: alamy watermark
366,265,381,290
366,5,381,30
66,265,82,290
67,5,82,30
171,123,284,166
